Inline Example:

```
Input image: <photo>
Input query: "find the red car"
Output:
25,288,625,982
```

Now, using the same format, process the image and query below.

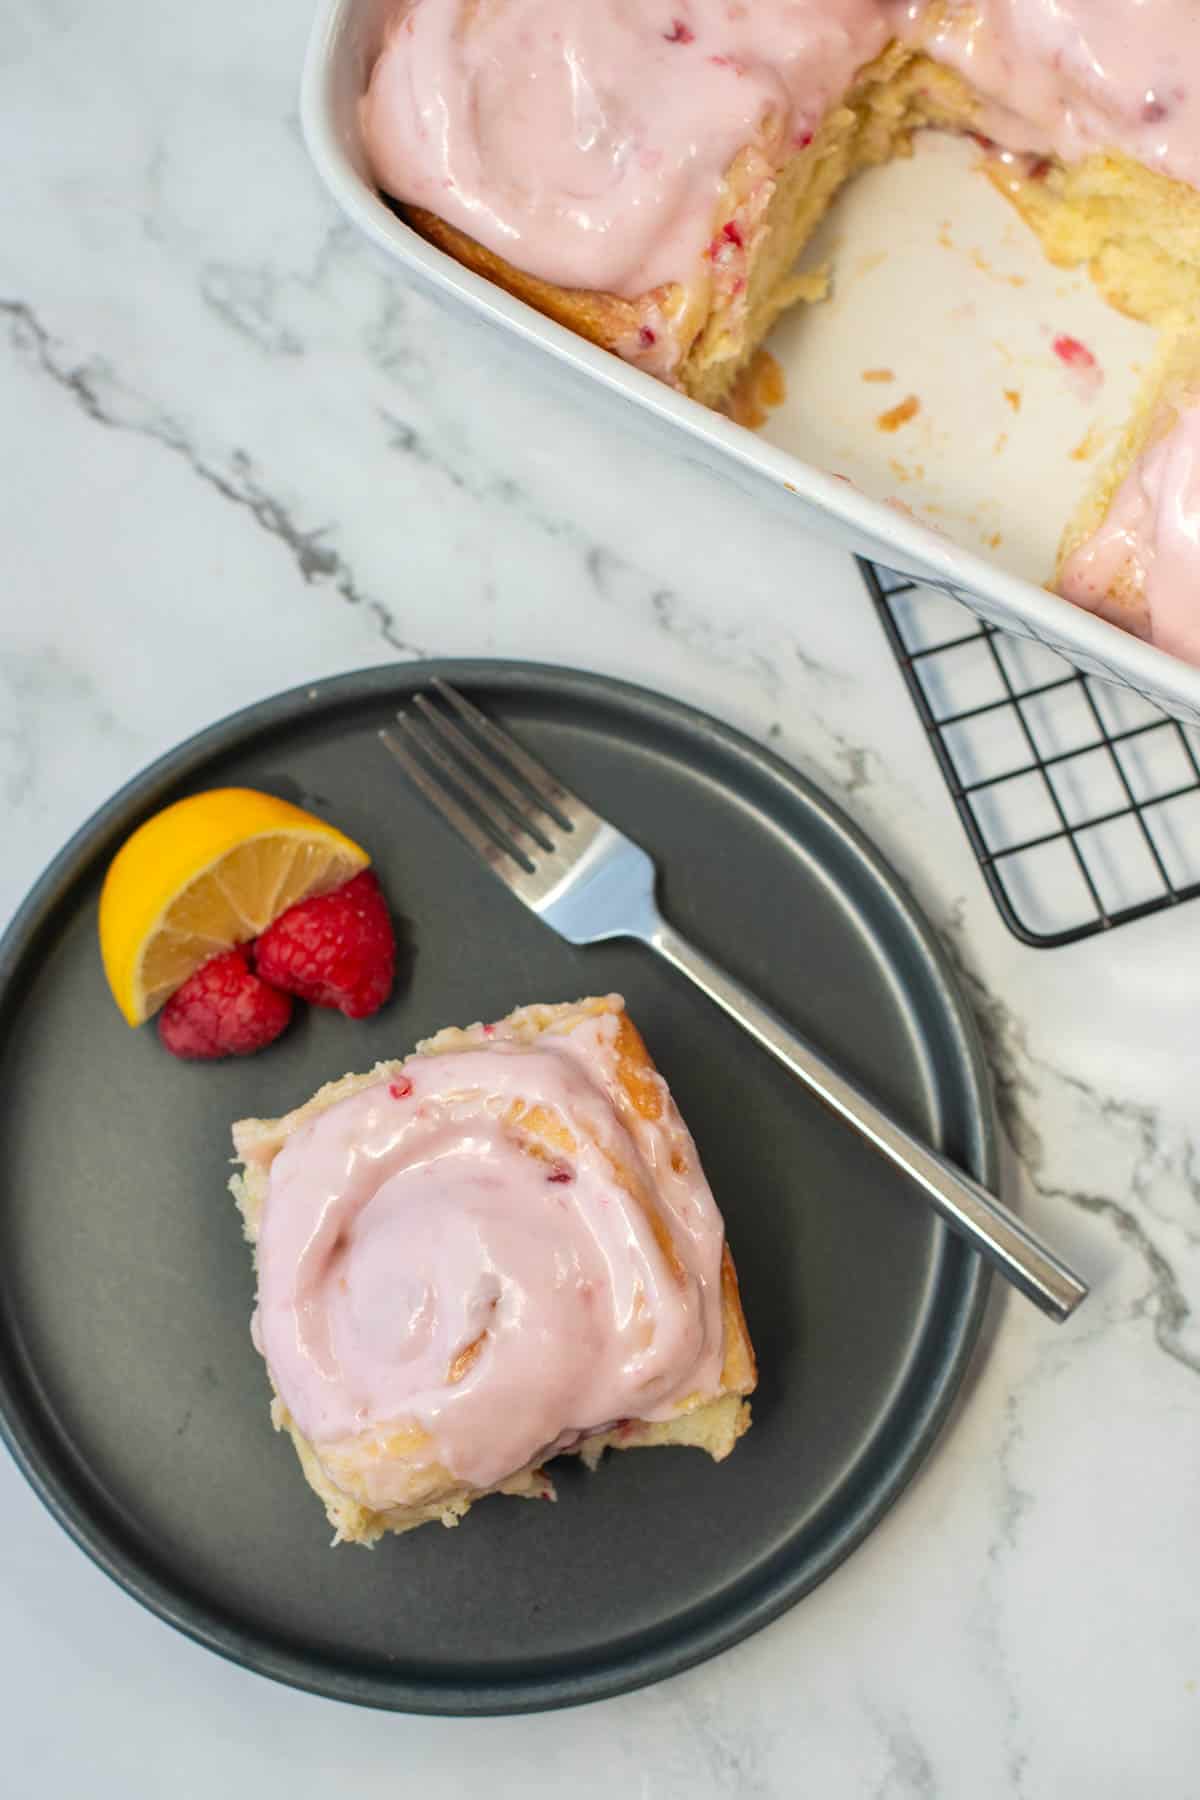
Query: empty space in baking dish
303,0,1200,726
760,132,1157,588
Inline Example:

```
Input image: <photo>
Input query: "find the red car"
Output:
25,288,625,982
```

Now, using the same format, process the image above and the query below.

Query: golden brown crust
608,1007,756,1384
403,203,669,357
719,1243,758,1394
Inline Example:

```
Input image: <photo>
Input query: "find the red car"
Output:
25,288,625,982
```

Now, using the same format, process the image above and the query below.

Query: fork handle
644,918,1087,1323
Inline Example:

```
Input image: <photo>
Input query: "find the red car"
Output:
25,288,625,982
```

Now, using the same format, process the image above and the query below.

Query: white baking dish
302,0,1200,726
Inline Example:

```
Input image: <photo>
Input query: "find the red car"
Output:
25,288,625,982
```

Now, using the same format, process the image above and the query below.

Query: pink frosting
362,0,1200,308
1059,402,1200,664
894,0,1200,189
252,1008,728,1502
360,0,890,299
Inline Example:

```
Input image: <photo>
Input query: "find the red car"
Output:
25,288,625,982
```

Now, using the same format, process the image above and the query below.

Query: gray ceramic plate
0,660,994,1714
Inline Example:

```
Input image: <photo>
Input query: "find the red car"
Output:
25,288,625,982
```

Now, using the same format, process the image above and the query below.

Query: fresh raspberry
254,869,395,1019
158,947,293,1060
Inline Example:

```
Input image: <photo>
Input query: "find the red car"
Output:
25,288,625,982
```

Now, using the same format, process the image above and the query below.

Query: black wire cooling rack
859,559,1200,946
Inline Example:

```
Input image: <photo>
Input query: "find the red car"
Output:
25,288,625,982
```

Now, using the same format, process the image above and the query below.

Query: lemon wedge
99,787,369,1025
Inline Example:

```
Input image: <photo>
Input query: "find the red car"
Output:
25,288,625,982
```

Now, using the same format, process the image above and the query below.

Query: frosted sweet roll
231,995,756,1543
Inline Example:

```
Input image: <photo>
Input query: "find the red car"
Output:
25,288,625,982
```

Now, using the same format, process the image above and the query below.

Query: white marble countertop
3,5,1198,1795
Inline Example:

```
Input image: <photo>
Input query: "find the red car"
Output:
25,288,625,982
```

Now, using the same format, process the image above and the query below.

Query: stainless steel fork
380,680,1087,1323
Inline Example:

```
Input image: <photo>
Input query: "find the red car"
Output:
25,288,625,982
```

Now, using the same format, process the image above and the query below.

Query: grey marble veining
3,3,1199,1795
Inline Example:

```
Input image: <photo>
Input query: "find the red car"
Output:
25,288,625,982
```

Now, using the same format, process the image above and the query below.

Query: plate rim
0,657,996,1715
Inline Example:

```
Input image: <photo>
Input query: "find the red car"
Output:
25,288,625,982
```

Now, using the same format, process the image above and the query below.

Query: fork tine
390,712,550,871
412,693,555,852
379,726,533,875
432,680,581,830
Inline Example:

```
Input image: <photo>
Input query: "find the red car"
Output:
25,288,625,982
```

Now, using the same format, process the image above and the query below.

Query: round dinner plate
0,660,994,1715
